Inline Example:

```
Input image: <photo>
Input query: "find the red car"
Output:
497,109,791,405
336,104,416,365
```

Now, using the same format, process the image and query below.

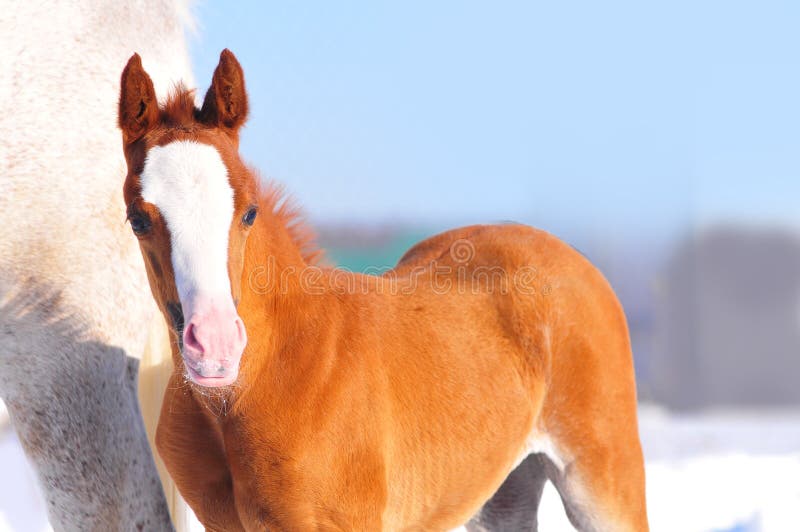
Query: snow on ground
634,406,800,532
0,430,51,532
2,404,799,531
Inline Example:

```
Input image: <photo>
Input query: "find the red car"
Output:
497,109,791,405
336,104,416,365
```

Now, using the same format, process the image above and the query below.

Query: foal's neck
233,187,324,396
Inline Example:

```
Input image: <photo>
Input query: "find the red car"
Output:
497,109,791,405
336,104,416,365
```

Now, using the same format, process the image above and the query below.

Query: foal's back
376,223,647,530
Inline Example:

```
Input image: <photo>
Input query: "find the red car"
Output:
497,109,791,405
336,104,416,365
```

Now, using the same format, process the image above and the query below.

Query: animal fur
0,2,194,529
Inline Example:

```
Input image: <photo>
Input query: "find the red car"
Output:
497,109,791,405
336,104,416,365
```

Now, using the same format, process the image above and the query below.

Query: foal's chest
223,423,388,530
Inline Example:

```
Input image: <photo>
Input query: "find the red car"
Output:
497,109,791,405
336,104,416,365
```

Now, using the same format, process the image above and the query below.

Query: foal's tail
138,313,194,531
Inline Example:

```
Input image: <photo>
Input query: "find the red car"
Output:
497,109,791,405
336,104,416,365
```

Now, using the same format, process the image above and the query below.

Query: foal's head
119,50,258,387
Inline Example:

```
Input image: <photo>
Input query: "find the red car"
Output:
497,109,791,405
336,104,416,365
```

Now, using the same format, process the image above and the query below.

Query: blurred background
2,1,800,531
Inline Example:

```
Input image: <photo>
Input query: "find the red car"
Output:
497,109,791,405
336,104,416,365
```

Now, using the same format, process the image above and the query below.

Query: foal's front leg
156,375,244,531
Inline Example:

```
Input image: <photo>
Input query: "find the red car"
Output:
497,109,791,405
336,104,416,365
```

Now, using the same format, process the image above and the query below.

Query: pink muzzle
181,300,247,387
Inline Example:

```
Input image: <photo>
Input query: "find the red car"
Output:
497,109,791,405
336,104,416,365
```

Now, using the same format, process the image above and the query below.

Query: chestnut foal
119,50,648,531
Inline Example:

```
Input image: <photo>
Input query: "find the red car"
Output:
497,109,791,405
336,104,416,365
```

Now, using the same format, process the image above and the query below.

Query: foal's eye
129,213,151,235
242,207,258,227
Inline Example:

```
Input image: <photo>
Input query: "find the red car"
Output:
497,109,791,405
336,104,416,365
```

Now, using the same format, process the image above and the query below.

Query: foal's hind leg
465,454,548,532
537,432,648,532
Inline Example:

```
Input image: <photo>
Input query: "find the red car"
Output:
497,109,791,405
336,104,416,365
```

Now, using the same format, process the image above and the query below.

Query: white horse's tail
138,314,195,531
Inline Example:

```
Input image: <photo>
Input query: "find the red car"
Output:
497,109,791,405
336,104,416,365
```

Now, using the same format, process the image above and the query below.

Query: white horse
0,2,193,529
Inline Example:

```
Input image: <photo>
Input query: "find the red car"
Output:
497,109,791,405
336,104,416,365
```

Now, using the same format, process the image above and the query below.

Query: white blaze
140,140,234,307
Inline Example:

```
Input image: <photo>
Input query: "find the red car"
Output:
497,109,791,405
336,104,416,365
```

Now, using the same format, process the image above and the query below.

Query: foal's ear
118,53,159,144
199,49,249,135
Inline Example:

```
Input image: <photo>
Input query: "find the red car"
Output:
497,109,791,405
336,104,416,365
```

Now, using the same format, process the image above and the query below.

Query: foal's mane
160,84,199,126
259,184,324,266
160,85,323,266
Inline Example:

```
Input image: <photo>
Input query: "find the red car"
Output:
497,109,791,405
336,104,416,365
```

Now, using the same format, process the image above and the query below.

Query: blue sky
189,1,800,236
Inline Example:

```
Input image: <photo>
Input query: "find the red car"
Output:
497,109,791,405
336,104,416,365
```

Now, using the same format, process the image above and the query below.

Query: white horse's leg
0,287,173,530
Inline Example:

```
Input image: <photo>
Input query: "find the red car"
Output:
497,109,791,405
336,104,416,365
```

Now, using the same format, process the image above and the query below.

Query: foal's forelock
140,140,235,305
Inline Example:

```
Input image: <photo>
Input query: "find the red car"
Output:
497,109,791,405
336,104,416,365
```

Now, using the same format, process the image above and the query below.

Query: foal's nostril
183,322,203,353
